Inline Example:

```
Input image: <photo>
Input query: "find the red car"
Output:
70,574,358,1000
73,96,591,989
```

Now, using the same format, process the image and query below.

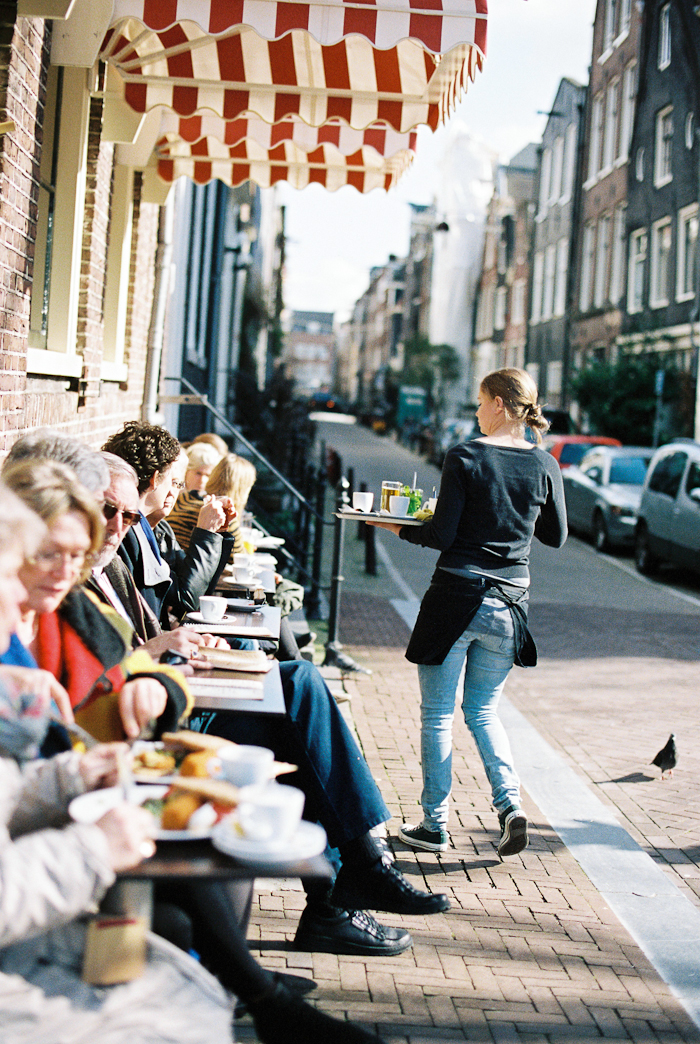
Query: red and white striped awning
154,138,413,190
111,0,487,57
101,20,475,132
158,112,417,155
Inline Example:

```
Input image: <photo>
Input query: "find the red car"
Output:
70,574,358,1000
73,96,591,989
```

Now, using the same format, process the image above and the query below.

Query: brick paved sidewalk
236,592,700,1043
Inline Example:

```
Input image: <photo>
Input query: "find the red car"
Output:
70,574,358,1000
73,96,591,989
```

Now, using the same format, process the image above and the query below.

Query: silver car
563,446,653,552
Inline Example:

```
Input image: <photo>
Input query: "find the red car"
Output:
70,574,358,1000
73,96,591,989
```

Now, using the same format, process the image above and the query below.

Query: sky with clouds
277,0,599,321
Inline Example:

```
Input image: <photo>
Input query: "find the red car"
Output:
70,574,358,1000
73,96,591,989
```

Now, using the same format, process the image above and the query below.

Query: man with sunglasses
88,453,225,665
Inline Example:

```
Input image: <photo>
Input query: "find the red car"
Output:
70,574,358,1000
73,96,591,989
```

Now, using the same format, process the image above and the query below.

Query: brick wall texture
0,15,161,454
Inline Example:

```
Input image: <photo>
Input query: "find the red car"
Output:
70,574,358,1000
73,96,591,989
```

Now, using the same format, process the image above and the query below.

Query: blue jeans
417,615,519,827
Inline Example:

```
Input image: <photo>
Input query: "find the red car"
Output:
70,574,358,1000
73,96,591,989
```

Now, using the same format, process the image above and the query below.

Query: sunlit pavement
238,424,700,1042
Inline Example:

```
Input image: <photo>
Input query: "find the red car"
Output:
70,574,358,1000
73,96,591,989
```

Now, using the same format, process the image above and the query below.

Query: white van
635,440,700,574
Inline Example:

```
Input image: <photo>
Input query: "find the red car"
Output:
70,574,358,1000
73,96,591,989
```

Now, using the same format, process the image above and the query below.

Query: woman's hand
118,679,168,739
78,742,130,790
365,520,403,535
142,627,204,662
196,496,228,533
96,804,156,871
198,633,229,649
0,666,74,724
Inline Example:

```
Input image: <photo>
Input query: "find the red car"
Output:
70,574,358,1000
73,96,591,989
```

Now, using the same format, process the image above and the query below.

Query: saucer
186,611,233,624
211,820,327,864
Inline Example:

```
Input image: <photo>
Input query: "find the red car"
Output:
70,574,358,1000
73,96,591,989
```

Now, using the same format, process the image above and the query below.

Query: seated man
91,450,450,957
102,422,233,626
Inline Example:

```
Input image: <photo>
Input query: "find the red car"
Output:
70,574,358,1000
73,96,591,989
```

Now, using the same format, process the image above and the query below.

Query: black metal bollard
356,480,367,541
364,515,377,576
306,465,326,619
324,477,368,672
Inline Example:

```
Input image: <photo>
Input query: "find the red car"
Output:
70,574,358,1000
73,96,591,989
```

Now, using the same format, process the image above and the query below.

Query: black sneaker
497,806,528,858
293,906,412,956
399,822,449,853
331,856,451,915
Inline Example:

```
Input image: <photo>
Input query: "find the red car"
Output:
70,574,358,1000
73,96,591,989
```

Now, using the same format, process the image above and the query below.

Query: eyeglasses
28,548,90,572
103,500,141,527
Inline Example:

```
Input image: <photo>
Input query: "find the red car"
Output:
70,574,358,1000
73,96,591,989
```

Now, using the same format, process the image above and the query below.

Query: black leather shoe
331,856,451,915
293,906,412,956
234,971,317,1019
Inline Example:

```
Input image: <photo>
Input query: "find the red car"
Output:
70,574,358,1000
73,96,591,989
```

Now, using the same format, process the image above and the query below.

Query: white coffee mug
212,745,275,788
236,782,305,843
389,495,410,516
199,595,228,622
352,491,374,512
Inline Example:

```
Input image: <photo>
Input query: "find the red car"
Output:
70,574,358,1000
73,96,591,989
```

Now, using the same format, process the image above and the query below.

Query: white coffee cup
236,782,305,843
352,491,374,512
199,595,228,622
212,745,275,788
389,495,410,516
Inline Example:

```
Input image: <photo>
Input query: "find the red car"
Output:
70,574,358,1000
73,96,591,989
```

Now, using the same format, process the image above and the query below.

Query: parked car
563,446,653,551
635,440,700,574
547,435,622,469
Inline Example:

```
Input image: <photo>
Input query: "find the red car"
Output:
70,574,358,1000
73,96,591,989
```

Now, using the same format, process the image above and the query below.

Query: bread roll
161,792,203,830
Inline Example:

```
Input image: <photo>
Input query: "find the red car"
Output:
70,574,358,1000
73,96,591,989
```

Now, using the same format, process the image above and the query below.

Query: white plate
211,820,327,864
185,611,242,624
68,785,214,841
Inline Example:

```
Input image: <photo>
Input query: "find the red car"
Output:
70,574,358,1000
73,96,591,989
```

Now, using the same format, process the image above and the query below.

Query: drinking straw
412,470,417,489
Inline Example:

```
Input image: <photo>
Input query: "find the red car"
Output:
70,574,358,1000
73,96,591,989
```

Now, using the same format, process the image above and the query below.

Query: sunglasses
102,500,141,527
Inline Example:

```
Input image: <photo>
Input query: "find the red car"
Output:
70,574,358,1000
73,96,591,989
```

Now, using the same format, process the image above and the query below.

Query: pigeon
651,733,676,780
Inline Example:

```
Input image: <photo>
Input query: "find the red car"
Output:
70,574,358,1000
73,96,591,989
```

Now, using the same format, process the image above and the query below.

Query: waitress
370,369,566,859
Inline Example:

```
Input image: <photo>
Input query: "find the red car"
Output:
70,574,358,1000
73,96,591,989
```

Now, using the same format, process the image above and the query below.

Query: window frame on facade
579,223,595,312
554,237,569,317
619,0,631,37
619,61,637,163
587,94,604,184
594,214,611,309
628,228,647,314
686,112,695,151
654,105,674,188
609,203,627,305
676,203,699,304
511,278,526,325
603,0,618,52
650,216,672,309
538,148,552,218
602,79,619,174
658,3,671,70
542,243,557,321
561,123,577,203
530,251,544,324
494,285,507,331
27,66,91,378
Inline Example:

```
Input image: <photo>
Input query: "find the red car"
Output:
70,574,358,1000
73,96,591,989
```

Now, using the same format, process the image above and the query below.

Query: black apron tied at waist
405,571,537,668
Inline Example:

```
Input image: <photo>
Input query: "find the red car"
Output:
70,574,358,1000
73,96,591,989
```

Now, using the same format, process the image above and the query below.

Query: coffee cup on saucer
212,745,275,787
352,491,374,512
235,782,305,844
199,595,228,622
389,495,410,516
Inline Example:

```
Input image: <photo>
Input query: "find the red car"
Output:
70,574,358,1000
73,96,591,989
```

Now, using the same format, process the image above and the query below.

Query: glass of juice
381,481,403,512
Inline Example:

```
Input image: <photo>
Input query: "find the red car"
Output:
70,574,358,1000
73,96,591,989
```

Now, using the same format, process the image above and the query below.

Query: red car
546,435,622,470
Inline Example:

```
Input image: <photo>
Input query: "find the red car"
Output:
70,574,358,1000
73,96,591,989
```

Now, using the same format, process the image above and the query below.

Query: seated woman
170,451,254,561
3,458,191,742
0,481,234,1044
168,443,224,554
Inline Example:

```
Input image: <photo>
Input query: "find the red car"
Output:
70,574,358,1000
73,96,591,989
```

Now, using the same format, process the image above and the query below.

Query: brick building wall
0,14,162,454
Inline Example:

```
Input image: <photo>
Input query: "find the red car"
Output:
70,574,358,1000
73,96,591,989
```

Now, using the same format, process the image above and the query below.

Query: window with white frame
676,204,698,302
619,0,631,35
604,0,618,50
580,223,595,311
538,148,552,217
542,244,556,320
561,123,577,202
628,229,647,313
636,147,645,181
609,204,627,304
658,3,671,70
494,286,507,330
619,62,636,161
550,137,564,204
686,112,695,150
602,80,619,172
654,106,673,186
650,217,672,307
547,360,563,398
28,66,91,376
484,229,496,269
594,215,611,308
588,95,604,182
511,278,526,325
531,251,544,323
554,238,569,317
477,283,494,339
